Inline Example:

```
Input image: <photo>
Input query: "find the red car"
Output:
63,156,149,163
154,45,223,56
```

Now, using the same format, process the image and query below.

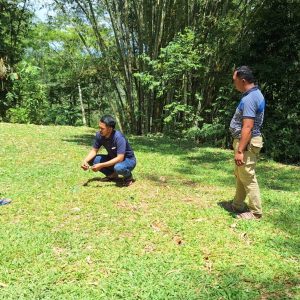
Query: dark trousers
89,155,136,179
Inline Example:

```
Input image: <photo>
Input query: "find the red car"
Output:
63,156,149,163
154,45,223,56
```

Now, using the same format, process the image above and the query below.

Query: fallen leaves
173,235,184,245
52,247,68,257
144,244,156,253
202,248,213,272
150,221,168,233
229,223,251,245
230,222,237,229
0,282,8,288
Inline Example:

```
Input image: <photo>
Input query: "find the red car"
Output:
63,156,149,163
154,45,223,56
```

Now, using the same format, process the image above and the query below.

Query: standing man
81,115,136,186
229,66,265,219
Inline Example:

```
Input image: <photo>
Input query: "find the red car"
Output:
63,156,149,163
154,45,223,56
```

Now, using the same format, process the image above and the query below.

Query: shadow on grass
65,134,299,193
266,201,300,254
129,135,199,156
258,164,300,192
82,177,134,188
217,200,242,218
62,133,194,155
205,268,299,299
185,151,231,164
62,133,95,147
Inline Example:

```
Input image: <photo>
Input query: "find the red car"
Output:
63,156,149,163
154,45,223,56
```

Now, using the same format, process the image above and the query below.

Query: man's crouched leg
114,158,136,186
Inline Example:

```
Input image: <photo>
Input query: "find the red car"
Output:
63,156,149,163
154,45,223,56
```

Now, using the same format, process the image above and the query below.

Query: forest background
0,0,299,163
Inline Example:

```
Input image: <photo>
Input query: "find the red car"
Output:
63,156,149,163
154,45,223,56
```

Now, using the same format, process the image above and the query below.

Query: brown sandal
123,178,134,187
236,212,262,220
101,175,119,182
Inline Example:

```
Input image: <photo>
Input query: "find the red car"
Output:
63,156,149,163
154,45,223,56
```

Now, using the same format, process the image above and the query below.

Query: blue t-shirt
93,130,135,159
229,86,265,138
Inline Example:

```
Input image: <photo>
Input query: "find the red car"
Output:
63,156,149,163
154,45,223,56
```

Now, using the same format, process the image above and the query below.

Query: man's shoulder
244,88,264,100
114,130,126,140
243,90,264,105
95,131,104,143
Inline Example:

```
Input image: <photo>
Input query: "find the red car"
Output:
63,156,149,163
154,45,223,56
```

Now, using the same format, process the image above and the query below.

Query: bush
193,123,227,147
163,102,202,137
264,122,300,164
7,107,29,124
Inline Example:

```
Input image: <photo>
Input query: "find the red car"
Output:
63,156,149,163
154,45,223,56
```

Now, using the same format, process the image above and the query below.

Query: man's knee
114,163,125,174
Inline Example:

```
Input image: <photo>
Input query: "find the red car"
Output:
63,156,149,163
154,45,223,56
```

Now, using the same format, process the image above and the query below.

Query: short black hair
235,66,255,83
100,115,116,129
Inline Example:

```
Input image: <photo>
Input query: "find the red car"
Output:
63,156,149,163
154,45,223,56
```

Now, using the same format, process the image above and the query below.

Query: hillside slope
0,123,299,299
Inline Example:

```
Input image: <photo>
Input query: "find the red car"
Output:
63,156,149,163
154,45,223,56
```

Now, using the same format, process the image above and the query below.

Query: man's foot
236,211,262,220
123,177,134,187
0,198,12,206
102,172,119,182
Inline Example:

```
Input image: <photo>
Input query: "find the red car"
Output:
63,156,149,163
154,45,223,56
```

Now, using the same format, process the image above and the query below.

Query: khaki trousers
233,136,263,216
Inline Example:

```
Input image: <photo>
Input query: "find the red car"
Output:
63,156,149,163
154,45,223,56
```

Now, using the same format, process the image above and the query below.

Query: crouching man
81,115,136,186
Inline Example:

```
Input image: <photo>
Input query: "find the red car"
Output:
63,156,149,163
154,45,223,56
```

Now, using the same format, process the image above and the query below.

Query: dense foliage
0,0,299,163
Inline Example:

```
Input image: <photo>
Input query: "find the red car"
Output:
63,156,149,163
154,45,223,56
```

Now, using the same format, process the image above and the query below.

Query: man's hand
91,163,102,172
81,161,89,171
235,118,253,167
235,151,245,166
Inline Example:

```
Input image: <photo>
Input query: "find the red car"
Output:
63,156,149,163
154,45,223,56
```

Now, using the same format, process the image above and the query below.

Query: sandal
0,198,12,206
123,177,134,187
236,211,262,220
101,173,119,182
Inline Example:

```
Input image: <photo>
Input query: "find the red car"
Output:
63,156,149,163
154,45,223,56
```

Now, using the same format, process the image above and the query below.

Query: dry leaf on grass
86,255,93,264
230,222,237,229
151,221,168,233
0,282,8,288
159,176,167,183
204,259,213,272
192,217,206,222
173,235,184,245
165,269,181,276
52,247,67,256
144,244,156,253
239,232,251,245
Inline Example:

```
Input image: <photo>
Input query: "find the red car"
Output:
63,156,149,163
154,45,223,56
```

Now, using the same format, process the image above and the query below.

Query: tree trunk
78,82,87,126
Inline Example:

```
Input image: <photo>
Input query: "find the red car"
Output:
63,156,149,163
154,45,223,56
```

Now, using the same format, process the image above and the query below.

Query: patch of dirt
116,200,148,212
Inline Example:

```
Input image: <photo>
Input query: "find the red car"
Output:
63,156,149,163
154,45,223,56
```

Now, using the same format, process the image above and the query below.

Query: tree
239,0,300,163
0,0,33,118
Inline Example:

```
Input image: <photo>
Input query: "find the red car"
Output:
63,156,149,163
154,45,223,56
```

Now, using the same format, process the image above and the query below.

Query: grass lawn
0,123,299,299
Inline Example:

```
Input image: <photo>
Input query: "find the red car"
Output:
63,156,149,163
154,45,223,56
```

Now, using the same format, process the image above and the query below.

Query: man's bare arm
81,148,98,170
235,118,254,166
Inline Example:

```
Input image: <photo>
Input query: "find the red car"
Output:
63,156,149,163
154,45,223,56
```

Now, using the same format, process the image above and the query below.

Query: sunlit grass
0,123,299,299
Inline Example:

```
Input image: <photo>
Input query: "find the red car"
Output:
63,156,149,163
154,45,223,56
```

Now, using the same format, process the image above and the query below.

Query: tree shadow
175,150,234,187
204,268,298,299
62,133,95,147
185,151,232,165
129,135,200,156
266,196,300,237
257,164,300,192
180,151,300,193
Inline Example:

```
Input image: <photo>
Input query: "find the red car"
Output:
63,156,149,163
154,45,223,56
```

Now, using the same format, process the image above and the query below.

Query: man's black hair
235,66,256,83
100,115,116,129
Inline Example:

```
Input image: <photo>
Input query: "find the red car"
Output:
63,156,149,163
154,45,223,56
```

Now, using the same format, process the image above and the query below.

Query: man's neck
243,83,255,93
104,129,114,139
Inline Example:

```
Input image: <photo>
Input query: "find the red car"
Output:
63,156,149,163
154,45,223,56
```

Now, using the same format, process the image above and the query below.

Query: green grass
0,123,299,300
